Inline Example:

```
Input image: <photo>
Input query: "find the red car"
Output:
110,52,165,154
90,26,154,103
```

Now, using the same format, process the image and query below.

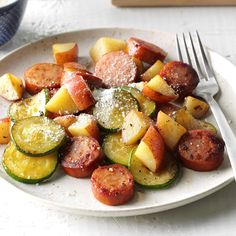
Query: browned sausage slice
61,136,103,178
91,164,134,206
160,61,199,98
24,63,63,94
158,103,180,117
127,37,167,64
95,50,138,88
178,129,225,171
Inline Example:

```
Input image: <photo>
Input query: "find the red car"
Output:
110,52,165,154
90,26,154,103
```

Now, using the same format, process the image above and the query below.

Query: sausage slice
160,61,199,98
91,164,134,205
127,37,167,64
24,63,63,94
178,129,225,171
61,136,103,178
158,103,180,117
95,50,138,88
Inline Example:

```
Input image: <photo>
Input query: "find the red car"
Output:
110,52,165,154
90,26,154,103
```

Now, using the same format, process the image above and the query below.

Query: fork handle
206,95,236,179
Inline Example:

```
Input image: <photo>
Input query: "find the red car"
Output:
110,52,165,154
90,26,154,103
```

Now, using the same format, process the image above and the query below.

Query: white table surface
1,0,236,235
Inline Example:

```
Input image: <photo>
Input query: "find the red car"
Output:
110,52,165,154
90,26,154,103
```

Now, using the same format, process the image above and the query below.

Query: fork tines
176,32,213,80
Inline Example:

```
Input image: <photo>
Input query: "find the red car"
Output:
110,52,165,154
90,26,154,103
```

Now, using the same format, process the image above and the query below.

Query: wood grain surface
112,0,236,6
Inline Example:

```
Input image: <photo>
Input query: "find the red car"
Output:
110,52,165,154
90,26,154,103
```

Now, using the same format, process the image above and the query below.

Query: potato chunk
52,42,78,66
68,113,100,141
142,75,178,104
141,60,164,82
156,111,186,150
90,37,127,63
135,125,165,172
174,108,216,133
46,86,79,115
184,96,209,119
0,117,10,144
54,115,77,135
0,73,24,101
147,75,177,98
122,110,151,145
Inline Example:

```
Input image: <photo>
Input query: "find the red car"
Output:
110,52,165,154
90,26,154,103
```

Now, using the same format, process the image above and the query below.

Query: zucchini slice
2,142,58,184
129,148,179,189
103,132,136,166
11,116,66,157
93,88,139,132
9,89,49,122
121,86,156,117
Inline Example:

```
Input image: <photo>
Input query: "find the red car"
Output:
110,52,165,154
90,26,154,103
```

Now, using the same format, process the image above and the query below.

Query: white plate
0,28,235,217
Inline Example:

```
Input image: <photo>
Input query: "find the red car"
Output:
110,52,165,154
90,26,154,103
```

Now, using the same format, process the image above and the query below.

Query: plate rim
0,27,234,217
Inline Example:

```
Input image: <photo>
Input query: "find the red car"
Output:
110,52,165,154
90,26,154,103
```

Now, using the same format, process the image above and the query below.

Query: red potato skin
84,120,101,143
63,62,87,72
91,164,134,206
0,117,10,122
24,63,63,94
178,129,225,171
95,50,138,88
142,85,177,104
142,125,165,171
160,61,199,98
61,136,103,178
54,44,78,66
61,71,86,85
127,37,167,64
61,71,106,90
47,112,61,119
53,115,77,136
79,73,106,90
64,74,95,111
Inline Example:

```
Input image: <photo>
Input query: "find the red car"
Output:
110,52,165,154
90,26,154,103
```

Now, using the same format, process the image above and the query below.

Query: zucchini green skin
102,132,137,166
3,162,58,184
97,123,120,133
13,137,67,158
2,143,58,184
8,89,49,122
128,148,179,189
11,116,66,157
121,86,156,117
93,88,140,132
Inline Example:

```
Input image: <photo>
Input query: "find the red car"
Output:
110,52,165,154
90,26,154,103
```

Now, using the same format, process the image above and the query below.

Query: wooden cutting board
112,0,236,6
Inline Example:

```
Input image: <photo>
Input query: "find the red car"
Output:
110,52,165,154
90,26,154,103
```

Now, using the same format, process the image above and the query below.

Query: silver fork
176,32,236,180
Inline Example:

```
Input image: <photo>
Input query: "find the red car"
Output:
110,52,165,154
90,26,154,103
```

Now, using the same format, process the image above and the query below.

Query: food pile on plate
0,36,225,206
